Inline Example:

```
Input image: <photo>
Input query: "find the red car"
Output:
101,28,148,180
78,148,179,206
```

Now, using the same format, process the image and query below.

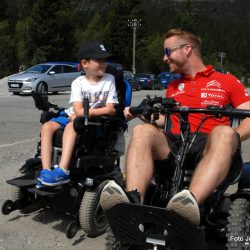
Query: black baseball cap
78,41,113,61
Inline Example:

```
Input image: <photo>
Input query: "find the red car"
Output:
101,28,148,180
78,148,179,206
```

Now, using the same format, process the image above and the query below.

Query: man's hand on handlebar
124,107,136,121
124,106,150,123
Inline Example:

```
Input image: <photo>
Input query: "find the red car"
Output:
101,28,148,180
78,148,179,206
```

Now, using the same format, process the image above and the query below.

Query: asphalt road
1,84,250,250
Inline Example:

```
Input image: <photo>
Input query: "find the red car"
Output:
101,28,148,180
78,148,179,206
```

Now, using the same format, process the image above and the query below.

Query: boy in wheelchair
2,41,132,238
37,41,119,189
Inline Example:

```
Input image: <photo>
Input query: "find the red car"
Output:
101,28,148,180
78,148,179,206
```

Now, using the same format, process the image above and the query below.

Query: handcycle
1,64,132,239
104,95,250,250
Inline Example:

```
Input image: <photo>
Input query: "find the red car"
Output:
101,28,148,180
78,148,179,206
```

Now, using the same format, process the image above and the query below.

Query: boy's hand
69,114,76,121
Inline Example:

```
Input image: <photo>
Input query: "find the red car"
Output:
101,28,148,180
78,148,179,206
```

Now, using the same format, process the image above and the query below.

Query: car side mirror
48,71,55,75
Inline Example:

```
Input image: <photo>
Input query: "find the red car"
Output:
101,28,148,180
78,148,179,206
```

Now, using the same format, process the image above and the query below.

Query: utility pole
218,52,226,70
128,19,141,74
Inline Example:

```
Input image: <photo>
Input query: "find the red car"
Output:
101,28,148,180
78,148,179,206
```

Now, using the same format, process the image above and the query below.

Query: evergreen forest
1,0,250,82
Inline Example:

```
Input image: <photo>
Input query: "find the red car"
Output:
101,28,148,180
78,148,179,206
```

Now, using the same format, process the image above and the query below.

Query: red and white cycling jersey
166,65,250,134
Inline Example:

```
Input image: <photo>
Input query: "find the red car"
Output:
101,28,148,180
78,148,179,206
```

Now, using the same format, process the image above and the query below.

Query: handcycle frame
105,96,250,250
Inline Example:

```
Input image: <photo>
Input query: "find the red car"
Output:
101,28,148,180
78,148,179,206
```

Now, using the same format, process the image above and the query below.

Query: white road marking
0,138,36,148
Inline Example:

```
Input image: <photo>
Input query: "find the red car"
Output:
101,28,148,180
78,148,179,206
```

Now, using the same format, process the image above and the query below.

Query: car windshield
25,64,51,74
160,73,172,79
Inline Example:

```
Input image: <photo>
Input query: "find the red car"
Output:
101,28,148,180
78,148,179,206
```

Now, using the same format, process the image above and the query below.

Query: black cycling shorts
165,132,242,182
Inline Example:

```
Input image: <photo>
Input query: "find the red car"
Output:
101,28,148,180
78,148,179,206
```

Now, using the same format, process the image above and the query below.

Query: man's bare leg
189,126,239,204
126,123,170,200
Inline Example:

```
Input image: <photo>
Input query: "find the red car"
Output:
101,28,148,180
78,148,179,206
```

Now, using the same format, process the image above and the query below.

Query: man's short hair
165,28,202,51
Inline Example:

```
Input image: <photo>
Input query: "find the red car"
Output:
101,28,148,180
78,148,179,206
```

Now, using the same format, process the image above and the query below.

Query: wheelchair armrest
73,116,122,133
40,111,57,124
90,116,122,123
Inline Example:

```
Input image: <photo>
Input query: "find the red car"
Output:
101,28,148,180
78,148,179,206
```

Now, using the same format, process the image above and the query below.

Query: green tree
103,0,145,70
1,0,250,78
28,0,76,64
75,13,105,48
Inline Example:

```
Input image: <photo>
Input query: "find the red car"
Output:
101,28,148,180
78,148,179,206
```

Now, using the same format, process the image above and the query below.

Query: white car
8,62,82,95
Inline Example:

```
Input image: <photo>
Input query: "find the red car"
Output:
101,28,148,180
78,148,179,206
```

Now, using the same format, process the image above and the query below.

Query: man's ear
185,45,193,57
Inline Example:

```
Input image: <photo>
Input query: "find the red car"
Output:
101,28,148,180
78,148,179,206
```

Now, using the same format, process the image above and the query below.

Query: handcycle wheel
106,225,152,250
106,226,122,250
226,198,250,249
1,200,15,215
79,180,109,237
66,221,78,239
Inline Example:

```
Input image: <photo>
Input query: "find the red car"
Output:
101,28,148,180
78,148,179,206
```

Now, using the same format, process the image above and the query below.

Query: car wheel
136,83,141,91
36,82,48,95
13,92,20,95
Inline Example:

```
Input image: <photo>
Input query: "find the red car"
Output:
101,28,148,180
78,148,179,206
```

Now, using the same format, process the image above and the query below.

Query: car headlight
25,77,38,83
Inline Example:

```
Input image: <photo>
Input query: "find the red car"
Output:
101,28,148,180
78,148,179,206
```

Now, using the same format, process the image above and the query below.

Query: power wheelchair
1,64,132,239
104,96,250,250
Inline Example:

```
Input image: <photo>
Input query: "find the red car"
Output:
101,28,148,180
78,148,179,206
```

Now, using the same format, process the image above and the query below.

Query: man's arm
234,101,250,141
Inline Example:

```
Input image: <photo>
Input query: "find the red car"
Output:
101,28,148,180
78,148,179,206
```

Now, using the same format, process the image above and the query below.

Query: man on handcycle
100,28,250,226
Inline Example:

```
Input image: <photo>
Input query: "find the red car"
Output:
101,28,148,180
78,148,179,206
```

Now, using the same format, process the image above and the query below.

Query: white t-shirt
65,73,118,116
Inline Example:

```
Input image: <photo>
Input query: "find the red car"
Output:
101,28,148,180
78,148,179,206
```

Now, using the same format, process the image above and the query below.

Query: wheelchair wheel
1,200,15,215
8,171,39,213
79,180,109,237
66,221,78,239
226,198,250,249
10,185,24,201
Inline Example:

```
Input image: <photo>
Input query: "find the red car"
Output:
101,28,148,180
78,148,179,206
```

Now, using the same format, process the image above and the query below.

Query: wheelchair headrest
106,63,123,83
31,91,51,111
106,63,132,109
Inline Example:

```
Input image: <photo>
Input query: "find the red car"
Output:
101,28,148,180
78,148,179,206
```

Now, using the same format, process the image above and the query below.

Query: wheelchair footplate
7,172,37,188
28,185,65,196
106,203,206,250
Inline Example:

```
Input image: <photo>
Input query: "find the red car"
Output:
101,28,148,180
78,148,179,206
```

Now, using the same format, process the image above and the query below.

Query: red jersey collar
182,65,215,80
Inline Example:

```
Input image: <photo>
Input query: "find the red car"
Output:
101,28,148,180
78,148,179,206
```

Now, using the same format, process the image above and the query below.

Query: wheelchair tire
1,200,15,215
226,198,250,249
10,185,23,201
9,171,25,202
79,180,109,237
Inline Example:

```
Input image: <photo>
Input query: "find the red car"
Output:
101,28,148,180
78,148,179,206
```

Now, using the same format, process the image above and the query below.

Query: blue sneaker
36,180,43,189
40,167,70,186
37,169,51,182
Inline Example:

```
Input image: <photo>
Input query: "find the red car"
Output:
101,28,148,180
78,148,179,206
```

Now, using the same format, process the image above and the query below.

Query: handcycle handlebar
129,96,250,120
164,105,250,119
